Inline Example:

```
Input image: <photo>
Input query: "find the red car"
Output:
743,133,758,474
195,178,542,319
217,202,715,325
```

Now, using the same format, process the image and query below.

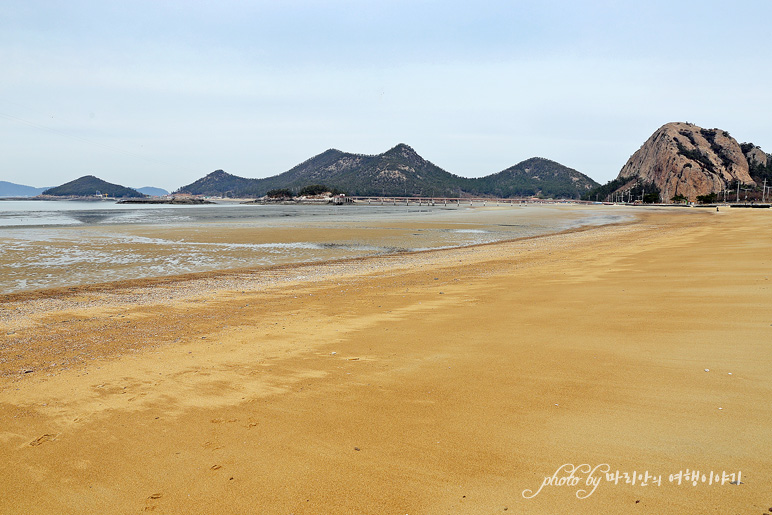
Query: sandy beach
1,206,771,514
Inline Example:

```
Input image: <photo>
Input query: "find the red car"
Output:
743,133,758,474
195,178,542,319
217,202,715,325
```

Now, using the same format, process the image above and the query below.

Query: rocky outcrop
617,122,755,201
743,144,768,169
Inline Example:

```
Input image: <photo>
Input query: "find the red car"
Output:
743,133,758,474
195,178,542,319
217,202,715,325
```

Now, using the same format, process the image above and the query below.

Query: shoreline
0,215,635,306
0,202,628,296
1,207,771,513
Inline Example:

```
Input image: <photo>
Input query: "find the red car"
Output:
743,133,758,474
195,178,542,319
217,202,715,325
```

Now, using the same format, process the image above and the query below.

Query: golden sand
1,207,770,514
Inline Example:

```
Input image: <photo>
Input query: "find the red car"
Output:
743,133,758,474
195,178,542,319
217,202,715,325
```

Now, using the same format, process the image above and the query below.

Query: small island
43,175,145,198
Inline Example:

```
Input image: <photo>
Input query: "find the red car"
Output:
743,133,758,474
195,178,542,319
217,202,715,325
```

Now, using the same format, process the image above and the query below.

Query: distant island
0,181,50,197
176,144,599,199
43,175,145,198
135,186,169,197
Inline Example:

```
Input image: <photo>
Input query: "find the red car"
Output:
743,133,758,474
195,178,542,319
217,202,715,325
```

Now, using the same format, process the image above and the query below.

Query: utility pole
764,178,767,203
736,181,740,203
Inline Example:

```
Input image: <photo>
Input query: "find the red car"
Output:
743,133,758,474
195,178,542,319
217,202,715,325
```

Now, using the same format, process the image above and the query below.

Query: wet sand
0,203,625,294
1,206,771,514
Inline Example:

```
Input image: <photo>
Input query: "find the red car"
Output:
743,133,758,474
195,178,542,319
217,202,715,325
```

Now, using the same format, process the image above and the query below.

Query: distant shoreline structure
117,198,214,205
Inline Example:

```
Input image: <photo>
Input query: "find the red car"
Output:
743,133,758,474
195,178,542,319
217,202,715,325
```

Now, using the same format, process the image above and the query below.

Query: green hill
176,145,597,199
174,169,255,197
467,157,599,198
43,175,145,198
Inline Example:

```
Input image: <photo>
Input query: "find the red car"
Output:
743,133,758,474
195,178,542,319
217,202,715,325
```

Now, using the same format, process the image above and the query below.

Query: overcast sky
2,1,771,191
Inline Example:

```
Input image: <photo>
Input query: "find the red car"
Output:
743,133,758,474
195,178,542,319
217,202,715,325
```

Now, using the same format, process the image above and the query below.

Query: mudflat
1,207,770,514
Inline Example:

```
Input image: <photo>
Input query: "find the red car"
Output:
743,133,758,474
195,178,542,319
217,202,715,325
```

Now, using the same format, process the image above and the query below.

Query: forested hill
176,145,598,199
43,176,145,198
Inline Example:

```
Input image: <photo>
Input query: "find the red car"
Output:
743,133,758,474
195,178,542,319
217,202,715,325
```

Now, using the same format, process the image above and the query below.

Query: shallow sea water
0,200,630,294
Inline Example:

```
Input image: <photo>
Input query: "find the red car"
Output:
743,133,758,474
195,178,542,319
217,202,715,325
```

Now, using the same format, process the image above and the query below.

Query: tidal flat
0,201,625,294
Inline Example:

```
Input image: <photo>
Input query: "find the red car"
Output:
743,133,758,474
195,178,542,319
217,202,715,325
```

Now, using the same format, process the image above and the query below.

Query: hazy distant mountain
135,186,169,196
44,175,145,198
0,181,48,197
176,144,595,199
466,157,599,198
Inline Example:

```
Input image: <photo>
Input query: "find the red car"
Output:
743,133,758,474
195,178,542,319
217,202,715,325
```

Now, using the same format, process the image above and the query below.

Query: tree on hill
298,184,346,196
696,192,718,204
583,178,660,203
265,188,293,199
670,193,688,204
582,177,627,201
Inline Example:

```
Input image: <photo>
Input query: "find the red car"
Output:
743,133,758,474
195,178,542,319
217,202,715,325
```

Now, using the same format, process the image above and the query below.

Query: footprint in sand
29,434,57,446
143,493,162,512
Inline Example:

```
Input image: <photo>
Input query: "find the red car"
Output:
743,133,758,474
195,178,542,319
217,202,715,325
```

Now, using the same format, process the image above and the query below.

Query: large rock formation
617,122,755,201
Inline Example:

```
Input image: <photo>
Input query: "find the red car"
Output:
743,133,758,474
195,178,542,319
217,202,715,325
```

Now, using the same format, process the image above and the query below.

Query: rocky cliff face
743,144,768,169
617,122,755,201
